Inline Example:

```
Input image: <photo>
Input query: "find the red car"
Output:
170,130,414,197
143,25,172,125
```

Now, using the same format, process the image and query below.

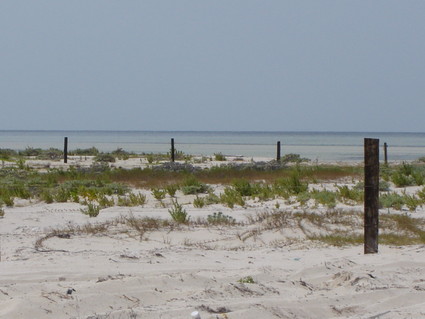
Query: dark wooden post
364,138,379,254
64,137,68,164
171,138,175,162
276,141,281,161
384,142,388,165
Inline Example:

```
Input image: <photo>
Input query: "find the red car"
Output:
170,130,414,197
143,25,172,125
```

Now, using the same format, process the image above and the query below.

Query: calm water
1,130,425,162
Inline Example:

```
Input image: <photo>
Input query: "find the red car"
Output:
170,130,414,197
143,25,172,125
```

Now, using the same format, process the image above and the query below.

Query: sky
1,1,425,132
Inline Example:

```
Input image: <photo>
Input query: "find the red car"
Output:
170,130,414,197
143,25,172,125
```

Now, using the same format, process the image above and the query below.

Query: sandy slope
1,199,425,319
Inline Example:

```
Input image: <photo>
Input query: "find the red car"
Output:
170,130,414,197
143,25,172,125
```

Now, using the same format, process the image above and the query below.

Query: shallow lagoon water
1,131,424,162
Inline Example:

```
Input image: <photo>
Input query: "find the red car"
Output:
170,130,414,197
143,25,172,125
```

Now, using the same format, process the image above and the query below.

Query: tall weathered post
364,138,379,254
171,138,175,162
64,137,68,164
276,141,281,161
384,142,388,165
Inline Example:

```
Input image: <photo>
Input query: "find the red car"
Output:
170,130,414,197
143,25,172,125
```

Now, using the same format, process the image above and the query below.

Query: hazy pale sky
1,1,424,132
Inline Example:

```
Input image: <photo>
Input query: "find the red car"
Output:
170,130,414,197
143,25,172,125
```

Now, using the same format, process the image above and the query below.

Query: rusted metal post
64,137,68,164
364,138,379,254
277,141,281,161
171,138,175,162
384,142,388,165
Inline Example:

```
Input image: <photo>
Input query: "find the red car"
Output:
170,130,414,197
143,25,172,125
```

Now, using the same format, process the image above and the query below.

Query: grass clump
214,153,226,161
220,187,245,208
165,184,179,197
151,188,166,201
80,202,101,217
337,185,363,204
391,163,424,187
118,193,146,207
311,190,337,208
193,196,205,208
232,179,254,196
274,171,308,196
181,176,209,195
168,200,189,224
0,207,4,217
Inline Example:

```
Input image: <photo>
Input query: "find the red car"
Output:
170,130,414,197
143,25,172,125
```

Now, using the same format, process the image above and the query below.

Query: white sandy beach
1,157,425,319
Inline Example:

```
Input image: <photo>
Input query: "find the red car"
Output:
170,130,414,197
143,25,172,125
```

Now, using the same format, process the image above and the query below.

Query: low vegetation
2,148,425,248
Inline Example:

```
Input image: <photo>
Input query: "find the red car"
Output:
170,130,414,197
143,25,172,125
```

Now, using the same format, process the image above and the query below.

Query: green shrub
111,148,130,160
296,192,311,206
41,190,54,204
252,183,274,201
380,192,405,210
54,187,71,203
181,176,209,195
0,190,14,207
0,148,17,160
168,200,189,224
207,212,235,225
337,185,363,204
220,187,245,208
311,190,337,208
232,179,253,196
404,194,421,211
214,153,226,161
280,153,310,164
391,163,424,187
274,171,308,195
204,192,220,205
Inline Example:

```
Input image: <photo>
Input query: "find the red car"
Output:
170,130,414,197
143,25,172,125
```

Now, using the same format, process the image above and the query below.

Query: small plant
0,191,14,207
207,212,236,225
181,176,209,195
166,184,178,197
129,192,147,206
204,192,220,205
168,200,189,224
111,148,130,160
274,171,308,195
146,153,155,164
0,207,4,218
380,192,405,210
280,153,310,164
193,196,205,208
151,188,166,201
94,153,116,163
41,190,54,204
238,276,255,284
337,185,363,204
232,179,253,196
214,153,226,161
311,190,337,208
98,194,115,207
81,202,101,217
54,186,71,203
220,187,245,208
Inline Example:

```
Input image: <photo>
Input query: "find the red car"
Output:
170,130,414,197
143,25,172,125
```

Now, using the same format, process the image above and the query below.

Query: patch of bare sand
1,200,425,319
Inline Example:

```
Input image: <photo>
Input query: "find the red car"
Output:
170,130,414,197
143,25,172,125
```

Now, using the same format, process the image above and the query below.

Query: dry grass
34,209,425,251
